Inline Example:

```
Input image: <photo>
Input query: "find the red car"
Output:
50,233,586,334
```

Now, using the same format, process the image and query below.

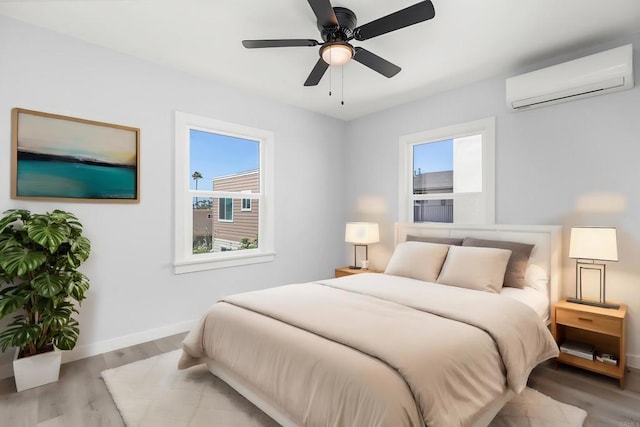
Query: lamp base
348,266,362,270
566,297,620,310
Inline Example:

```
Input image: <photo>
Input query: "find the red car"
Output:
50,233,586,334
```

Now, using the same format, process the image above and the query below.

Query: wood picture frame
11,108,140,203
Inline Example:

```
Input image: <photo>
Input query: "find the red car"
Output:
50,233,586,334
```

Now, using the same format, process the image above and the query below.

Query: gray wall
345,36,640,367
0,15,346,373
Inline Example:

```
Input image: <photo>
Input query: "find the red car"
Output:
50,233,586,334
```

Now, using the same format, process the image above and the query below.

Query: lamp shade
569,227,618,261
345,222,379,244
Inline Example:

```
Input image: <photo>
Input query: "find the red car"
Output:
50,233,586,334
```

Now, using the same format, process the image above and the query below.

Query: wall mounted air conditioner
506,44,634,111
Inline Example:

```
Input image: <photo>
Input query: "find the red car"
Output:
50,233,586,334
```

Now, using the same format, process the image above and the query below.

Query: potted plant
0,209,90,391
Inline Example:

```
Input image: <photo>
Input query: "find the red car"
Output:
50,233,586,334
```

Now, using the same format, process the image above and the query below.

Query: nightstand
335,267,383,278
551,299,627,388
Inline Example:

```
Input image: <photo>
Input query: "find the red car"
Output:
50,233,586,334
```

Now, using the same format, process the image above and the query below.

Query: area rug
102,350,587,427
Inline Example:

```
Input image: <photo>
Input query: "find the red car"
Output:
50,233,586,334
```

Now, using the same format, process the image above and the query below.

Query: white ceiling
1,0,639,121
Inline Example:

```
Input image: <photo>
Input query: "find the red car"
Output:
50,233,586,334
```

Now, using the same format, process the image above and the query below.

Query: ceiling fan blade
354,1,435,41
304,58,330,86
307,0,338,28
353,47,401,78
242,39,320,48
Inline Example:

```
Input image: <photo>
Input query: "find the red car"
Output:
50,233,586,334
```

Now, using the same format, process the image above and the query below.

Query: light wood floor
530,361,640,427
1,333,638,427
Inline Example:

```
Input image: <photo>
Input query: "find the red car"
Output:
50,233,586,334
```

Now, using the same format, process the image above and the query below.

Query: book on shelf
559,340,594,360
595,353,618,365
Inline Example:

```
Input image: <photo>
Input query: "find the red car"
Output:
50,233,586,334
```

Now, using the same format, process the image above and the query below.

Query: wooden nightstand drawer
556,308,622,337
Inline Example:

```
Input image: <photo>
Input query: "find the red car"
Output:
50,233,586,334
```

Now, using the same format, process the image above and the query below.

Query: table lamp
345,222,379,269
568,227,619,309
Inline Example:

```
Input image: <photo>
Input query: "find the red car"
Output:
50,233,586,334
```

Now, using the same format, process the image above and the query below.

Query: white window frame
174,112,275,274
398,117,495,224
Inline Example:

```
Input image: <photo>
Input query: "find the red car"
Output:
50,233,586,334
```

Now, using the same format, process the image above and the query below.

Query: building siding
211,170,259,247
413,170,453,194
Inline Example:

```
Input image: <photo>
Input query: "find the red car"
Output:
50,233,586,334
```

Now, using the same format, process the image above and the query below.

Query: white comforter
180,273,559,427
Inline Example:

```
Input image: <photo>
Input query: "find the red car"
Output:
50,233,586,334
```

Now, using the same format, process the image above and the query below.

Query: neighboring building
211,170,259,251
413,170,453,194
413,170,454,223
192,209,213,250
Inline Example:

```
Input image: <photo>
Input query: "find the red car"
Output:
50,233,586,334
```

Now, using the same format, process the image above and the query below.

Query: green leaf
70,237,91,263
0,247,47,276
0,329,15,353
53,318,79,350
51,210,83,233
0,212,21,235
64,252,78,269
0,233,21,253
32,272,66,298
26,221,70,253
0,317,40,351
66,274,90,302
59,237,90,270
32,293,54,314
40,301,74,331
0,286,32,319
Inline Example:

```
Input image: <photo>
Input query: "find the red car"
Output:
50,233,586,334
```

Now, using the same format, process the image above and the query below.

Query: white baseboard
0,319,197,381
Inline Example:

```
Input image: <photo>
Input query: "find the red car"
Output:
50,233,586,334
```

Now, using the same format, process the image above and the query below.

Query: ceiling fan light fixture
242,1,436,86
321,42,354,66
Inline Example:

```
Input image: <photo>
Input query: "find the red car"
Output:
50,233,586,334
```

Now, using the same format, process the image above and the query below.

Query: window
174,112,275,273
218,198,233,222
399,117,495,224
241,190,252,212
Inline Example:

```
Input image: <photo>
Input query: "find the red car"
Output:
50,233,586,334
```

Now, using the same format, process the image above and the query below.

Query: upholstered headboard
394,223,562,305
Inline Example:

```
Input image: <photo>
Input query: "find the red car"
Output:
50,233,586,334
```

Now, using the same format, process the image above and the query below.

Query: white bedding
180,273,559,427
500,286,550,323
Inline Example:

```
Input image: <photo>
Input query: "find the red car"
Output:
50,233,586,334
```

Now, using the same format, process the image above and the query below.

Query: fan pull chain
329,49,332,97
341,65,344,105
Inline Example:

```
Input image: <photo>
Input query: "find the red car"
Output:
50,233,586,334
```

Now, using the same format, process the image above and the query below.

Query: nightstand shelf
551,299,627,388
335,267,383,278
556,352,621,377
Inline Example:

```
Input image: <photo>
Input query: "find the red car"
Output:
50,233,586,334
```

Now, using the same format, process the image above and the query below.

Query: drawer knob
578,317,593,322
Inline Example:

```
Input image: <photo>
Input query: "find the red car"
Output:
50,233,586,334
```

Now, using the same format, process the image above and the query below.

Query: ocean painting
12,109,140,202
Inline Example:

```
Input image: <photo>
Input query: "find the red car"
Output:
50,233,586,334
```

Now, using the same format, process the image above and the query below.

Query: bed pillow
406,235,464,246
525,264,549,294
436,245,512,293
461,237,534,289
384,241,450,283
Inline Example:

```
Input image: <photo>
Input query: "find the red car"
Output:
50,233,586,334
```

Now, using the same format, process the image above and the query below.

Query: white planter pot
13,347,62,392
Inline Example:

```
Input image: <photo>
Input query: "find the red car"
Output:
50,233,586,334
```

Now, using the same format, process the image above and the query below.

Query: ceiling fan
242,0,436,87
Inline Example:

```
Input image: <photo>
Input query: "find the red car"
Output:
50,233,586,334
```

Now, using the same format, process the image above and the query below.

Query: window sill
174,251,275,274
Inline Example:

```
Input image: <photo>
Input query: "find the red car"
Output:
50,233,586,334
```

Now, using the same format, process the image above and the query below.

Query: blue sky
413,138,453,174
190,131,450,190
189,130,259,191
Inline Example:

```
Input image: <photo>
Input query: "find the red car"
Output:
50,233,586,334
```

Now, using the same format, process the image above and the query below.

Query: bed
179,223,562,427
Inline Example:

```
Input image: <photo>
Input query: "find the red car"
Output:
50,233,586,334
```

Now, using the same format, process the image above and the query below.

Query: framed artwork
11,108,140,203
